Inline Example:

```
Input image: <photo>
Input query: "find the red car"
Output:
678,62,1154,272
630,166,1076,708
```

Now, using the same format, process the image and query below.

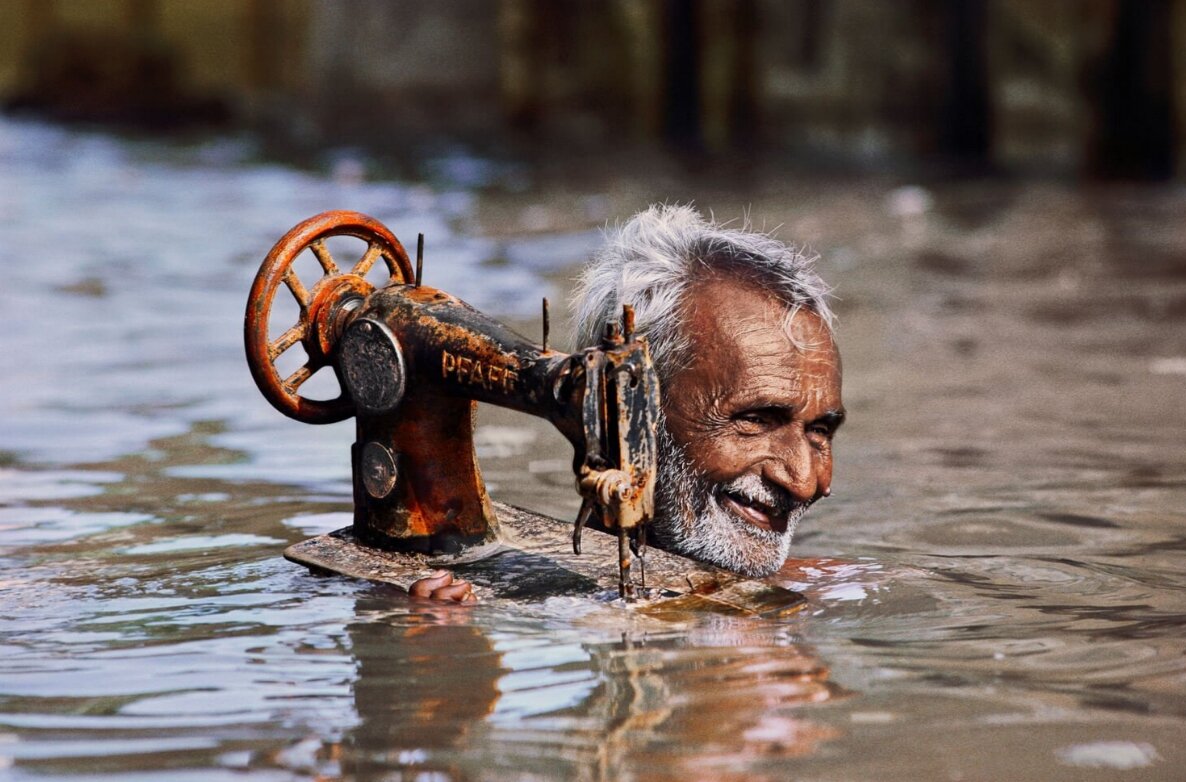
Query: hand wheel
244,211,413,424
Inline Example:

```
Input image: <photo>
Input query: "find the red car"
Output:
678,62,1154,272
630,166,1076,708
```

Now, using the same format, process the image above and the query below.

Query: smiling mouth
718,491,789,534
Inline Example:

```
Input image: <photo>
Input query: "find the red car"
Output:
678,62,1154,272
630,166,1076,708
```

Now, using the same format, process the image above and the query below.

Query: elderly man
413,204,843,599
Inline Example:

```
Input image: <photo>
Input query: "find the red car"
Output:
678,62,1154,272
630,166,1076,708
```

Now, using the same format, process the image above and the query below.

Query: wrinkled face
652,277,844,576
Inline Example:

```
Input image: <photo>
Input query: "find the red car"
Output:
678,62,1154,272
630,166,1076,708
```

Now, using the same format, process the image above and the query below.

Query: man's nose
764,431,830,503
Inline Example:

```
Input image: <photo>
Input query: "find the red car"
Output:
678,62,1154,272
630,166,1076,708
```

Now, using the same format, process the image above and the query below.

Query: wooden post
1172,0,1186,178
246,0,282,91
127,0,157,38
498,0,540,130
940,0,990,164
1086,0,1175,178
616,0,664,140
699,0,757,151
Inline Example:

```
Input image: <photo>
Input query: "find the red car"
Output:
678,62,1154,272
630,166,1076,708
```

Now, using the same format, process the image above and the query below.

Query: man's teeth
724,490,781,518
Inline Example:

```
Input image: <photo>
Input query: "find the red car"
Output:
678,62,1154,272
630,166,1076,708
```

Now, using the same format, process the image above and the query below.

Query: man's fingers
408,571,478,603
430,580,475,602
408,570,452,598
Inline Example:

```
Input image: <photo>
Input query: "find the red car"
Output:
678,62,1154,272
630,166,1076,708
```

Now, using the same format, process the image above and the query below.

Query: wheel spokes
282,363,314,394
283,267,311,308
268,323,307,361
353,241,384,278
309,239,340,276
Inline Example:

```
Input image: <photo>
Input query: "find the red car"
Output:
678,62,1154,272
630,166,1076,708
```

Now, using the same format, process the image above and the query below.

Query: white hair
572,204,833,377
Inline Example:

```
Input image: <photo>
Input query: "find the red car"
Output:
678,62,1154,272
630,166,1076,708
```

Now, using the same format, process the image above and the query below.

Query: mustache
714,472,809,521
654,421,813,527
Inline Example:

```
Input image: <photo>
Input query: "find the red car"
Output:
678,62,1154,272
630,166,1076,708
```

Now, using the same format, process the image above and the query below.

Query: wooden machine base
284,502,805,618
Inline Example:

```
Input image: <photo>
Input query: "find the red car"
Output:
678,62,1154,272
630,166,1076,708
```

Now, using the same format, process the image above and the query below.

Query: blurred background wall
2,0,1184,179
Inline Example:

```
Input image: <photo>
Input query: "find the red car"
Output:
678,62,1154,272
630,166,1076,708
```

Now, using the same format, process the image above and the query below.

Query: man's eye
735,413,770,430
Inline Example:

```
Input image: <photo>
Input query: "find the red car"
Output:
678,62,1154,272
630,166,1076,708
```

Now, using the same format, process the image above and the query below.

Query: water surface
1,118,1184,780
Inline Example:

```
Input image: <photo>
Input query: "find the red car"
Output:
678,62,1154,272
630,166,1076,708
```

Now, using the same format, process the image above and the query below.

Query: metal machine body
244,211,660,596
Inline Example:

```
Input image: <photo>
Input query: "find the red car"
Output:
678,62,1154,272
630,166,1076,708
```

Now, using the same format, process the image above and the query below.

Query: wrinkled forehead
682,274,837,356
677,277,841,402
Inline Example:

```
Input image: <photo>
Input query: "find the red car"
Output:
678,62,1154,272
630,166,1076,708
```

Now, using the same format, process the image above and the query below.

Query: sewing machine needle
618,524,633,600
629,525,647,590
638,525,646,590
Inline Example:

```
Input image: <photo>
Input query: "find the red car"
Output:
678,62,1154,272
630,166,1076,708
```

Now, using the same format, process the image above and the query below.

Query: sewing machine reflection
244,211,803,614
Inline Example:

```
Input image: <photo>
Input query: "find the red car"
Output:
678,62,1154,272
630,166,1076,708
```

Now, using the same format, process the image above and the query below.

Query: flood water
2,116,1185,781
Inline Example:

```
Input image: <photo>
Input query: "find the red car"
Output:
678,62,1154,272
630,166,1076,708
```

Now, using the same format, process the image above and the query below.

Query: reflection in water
345,596,506,780
342,595,840,781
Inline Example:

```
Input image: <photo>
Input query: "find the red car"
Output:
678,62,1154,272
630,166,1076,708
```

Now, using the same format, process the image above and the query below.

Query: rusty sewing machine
243,211,804,614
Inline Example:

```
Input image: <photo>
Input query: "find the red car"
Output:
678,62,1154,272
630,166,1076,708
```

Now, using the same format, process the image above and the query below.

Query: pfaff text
442,350,518,393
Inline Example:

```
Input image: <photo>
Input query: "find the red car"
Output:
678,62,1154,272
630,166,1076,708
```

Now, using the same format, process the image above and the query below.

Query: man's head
573,205,843,576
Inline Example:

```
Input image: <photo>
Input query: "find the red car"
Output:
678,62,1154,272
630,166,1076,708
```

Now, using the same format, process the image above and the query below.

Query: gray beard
649,424,810,577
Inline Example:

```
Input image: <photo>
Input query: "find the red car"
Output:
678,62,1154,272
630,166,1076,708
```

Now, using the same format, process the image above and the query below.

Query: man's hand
408,570,477,603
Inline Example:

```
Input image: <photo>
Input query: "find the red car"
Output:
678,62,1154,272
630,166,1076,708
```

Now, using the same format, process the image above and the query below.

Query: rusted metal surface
572,303,662,596
247,211,661,591
284,502,807,618
243,210,413,424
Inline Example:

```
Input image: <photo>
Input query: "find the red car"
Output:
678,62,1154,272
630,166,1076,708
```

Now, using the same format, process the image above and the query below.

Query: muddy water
1,117,1185,781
